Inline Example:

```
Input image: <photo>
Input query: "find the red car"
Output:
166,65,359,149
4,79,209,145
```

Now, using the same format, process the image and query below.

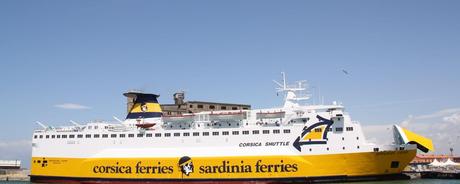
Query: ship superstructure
30,74,434,183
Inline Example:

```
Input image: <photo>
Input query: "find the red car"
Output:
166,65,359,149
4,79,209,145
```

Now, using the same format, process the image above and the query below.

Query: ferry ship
31,74,434,183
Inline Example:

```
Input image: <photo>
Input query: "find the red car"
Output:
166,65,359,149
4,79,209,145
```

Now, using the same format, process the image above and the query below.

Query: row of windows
34,129,291,139
193,104,248,110
305,145,362,152
323,127,354,132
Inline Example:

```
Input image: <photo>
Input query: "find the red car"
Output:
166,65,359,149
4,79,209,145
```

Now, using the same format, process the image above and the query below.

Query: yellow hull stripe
31,150,415,179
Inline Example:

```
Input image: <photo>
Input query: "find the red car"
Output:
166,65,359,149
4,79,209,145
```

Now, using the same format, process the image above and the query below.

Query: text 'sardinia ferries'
31,73,434,183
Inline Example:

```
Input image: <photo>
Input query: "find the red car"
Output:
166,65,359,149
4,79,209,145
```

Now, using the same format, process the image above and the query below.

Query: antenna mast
273,72,310,105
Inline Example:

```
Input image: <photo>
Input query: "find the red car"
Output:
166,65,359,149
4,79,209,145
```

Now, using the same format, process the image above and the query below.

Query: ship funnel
123,92,162,119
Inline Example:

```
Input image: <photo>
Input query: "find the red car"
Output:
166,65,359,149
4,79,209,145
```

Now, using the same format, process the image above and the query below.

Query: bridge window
273,129,280,134
193,132,199,136
146,133,152,137
155,133,161,137
102,134,108,138
203,132,209,136
335,127,343,132
34,135,37,139
128,134,134,138
93,134,100,138
253,130,259,134
165,133,171,137
222,131,229,135
346,127,354,131
232,131,239,135
62,135,67,138
242,131,249,135
174,133,180,137
212,132,219,136
77,134,83,138
137,134,144,138
373,148,379,152
263,130,269,134
57,135,61,138
45,135,49,139
51,135,55,139
69,135,75,138
119,134,125,138
283,129,290,133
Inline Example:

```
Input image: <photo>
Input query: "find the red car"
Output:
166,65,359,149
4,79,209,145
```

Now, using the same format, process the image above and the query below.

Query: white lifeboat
256,110,285,119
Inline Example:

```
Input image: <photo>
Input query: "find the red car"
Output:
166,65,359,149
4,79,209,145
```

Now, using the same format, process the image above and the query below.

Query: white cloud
443,112,460,124
362,124,394,145
363,107,460,155
400,108,460,127
54,103,91,110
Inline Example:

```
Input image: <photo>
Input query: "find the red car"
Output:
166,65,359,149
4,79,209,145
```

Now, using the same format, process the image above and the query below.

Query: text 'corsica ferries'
31,73,434,183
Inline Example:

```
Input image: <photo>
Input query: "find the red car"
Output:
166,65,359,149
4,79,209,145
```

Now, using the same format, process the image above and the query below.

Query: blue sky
1,0,460,167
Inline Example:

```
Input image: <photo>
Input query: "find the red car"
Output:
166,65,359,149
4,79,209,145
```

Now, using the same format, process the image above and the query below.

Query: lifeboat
135,123,156,129
256,110,285,119
209,111,246,120
162,114,195,123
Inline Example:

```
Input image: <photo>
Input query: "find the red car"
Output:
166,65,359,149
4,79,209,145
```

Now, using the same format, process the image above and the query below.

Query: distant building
411,154,460,164
160,92,251,115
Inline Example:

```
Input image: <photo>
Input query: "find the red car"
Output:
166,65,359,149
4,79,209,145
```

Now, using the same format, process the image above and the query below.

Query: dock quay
404,170,460,179
0,169,30,181
419,171,460,179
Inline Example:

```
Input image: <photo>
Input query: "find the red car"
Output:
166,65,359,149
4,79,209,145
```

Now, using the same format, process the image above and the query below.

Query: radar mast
273,72,310,108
